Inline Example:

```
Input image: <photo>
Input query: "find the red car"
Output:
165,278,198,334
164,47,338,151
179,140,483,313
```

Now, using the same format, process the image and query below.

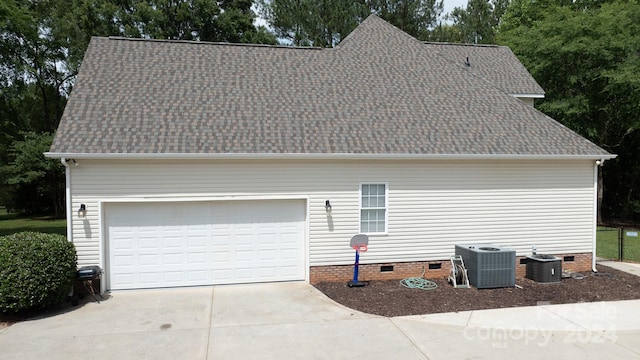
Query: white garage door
105,200,306,290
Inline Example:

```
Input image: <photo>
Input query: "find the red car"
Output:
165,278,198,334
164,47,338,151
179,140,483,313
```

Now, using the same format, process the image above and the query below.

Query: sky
443,0,469,15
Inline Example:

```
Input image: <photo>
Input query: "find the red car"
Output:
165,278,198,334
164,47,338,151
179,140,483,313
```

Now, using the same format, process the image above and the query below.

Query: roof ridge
422,41,502,48
104,36,323,51
51,18,608,158
335,13,425,49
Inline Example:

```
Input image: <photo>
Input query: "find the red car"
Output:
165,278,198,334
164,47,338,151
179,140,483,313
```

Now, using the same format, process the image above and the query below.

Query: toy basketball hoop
348,234,369,288
352,244,368,252
350,234,369,252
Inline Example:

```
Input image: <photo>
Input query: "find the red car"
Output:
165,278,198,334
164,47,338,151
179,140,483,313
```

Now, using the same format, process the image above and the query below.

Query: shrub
0,232,77,312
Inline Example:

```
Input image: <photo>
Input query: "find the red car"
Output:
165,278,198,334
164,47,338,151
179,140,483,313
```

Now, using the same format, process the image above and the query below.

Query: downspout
61,158,72,244
593,159,606,273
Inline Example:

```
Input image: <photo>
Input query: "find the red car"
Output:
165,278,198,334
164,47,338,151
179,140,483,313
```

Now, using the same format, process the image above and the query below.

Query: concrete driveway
1,283,639,359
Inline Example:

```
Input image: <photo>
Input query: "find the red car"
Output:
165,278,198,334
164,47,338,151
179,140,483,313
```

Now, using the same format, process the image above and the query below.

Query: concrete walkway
1,264,640,359
598,260,640,276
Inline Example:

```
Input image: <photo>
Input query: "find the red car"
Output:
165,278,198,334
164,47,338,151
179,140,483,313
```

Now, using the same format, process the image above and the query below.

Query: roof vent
464,57,471,67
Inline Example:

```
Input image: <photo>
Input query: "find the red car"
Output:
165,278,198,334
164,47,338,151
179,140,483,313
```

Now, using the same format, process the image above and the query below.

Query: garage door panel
258,234,277,246
107,200,305,290
139,272,160,284
235,234,255,246
138,253,159,265
113,253,134,265
212,269,231,280
188,252,206,264
113,239,133,250
113,274,135,287
189,238,207,248
259,249,276,260
188,270,206,281
281,248,300,259
163,237,182,249
211,249,230,261
235,250,253,261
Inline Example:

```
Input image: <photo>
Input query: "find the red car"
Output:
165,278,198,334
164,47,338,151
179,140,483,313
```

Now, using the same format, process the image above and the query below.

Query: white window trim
359,182,389,235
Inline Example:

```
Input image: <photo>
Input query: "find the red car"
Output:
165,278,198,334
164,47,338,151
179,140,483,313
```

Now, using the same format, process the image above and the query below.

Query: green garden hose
400,269,438,290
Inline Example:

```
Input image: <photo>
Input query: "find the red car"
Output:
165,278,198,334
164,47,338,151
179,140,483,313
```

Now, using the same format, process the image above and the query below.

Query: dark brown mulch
0,308,47,329
314,265,640,317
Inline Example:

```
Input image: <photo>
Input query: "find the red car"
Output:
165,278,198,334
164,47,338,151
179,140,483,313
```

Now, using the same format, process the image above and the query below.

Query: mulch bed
314,265,640,317
0,308,47,329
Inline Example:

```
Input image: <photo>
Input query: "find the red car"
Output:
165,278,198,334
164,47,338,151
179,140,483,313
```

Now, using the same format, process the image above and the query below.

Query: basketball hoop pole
348,234,368,288
348,248,365,287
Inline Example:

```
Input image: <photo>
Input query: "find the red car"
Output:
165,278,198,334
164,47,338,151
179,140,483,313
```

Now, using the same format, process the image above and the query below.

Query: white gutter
45,152,617,161
509,93,545,99
593,158,607,273
60,158,72,243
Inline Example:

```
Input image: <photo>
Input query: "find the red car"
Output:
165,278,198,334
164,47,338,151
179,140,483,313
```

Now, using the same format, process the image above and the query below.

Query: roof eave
510,93,545,99
44,152,617,161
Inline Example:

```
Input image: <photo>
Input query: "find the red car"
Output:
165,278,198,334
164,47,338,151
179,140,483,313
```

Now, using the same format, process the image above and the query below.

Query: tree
429,22,463,42
51,0,276,44
1,132,64,216
259,0,368,47
1,0,277,215
447,0,509,44
0,0,69,134
260,0,446,47
215,0,276,43
498,0,640,221
369,0,444,41
498,0,559,34
1,0,88,216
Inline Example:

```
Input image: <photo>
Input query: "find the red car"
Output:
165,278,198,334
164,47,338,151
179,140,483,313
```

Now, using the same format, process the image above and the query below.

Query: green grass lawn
597,226,640,262
0,208,66,237
597,227,619,260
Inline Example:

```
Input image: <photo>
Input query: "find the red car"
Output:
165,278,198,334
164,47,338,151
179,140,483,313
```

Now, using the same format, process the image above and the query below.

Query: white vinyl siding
515,96,535,106
68,159,595,269
360,183,387,234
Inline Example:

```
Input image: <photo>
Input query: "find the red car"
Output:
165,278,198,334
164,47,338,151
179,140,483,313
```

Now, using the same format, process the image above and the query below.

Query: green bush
0,232,77,312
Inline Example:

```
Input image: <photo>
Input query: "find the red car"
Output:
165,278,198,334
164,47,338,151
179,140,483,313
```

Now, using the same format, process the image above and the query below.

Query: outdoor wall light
325,200,332,213
78,204,87,218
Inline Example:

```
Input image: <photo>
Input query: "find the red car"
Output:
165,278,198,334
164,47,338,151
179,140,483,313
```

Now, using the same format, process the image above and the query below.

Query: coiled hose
400,268,438,290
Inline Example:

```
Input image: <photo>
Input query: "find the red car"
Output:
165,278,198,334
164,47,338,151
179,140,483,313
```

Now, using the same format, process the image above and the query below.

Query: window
360,183,387,233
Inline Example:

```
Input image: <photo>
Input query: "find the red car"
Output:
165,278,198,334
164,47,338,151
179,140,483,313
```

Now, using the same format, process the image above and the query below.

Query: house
47,15,614,291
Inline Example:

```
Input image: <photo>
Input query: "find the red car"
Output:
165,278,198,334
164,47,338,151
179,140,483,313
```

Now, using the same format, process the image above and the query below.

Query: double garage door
105,200,306,290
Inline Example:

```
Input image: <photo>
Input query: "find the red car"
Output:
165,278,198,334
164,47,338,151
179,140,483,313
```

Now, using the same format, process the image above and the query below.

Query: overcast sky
443,0,469,15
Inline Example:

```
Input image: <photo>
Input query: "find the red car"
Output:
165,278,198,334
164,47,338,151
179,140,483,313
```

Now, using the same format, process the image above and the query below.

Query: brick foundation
309,252,593,284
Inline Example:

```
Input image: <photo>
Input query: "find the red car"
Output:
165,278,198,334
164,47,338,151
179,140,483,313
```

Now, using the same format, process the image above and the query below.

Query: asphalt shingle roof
49,15,610,158
422,42,545,96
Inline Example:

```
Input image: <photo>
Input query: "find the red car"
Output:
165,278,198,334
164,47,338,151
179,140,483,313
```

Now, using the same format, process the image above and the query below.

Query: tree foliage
0,0,275,215
498,0,640,221
259,0,368,47
369,0,443,40
1,132,64,216
444,0,509,44
260,0,444,47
